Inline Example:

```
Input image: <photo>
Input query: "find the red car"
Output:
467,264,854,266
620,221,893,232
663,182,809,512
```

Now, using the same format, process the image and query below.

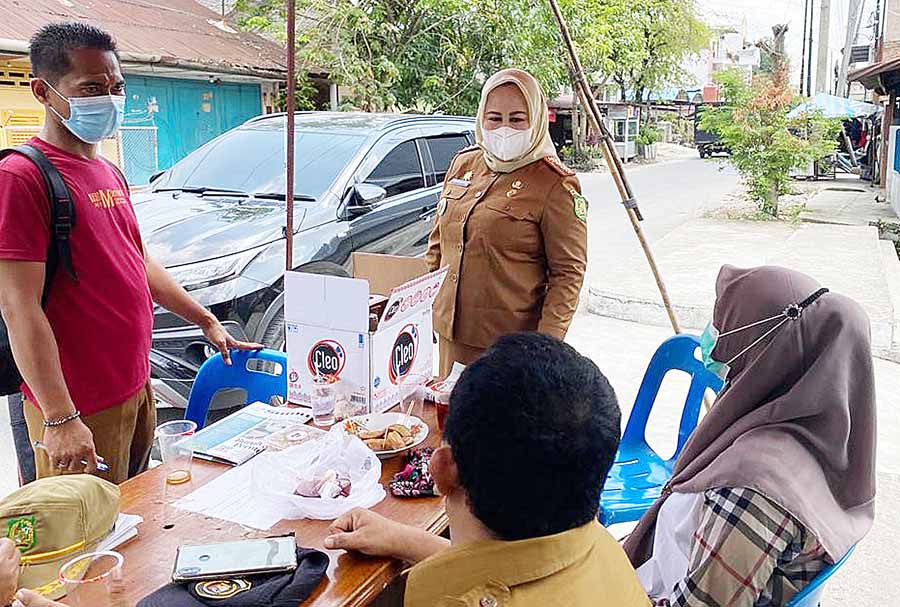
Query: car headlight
167,251,258,292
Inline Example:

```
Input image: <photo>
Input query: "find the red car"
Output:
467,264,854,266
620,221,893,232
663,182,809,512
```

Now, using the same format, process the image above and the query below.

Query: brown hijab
624,265,876,565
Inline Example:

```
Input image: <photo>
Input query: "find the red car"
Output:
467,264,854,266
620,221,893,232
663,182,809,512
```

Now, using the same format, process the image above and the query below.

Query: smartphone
172,534,297,582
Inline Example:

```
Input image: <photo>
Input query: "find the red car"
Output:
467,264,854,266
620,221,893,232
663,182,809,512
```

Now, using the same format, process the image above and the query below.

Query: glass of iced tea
431,381,454,433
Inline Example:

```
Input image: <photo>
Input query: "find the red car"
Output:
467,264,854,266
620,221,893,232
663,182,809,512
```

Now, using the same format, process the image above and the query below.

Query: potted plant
636,127,661,160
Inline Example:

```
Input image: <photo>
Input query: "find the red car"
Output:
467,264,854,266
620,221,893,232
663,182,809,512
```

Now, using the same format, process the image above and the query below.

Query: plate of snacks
334,412,429,459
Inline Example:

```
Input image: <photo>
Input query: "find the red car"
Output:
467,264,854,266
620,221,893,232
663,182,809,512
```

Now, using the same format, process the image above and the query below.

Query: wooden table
103,406,446,606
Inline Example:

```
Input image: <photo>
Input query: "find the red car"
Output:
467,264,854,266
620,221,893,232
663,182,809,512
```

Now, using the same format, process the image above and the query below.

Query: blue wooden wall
122,75,263,184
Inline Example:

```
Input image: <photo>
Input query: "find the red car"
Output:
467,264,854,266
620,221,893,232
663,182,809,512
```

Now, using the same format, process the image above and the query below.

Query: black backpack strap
0,145,77,304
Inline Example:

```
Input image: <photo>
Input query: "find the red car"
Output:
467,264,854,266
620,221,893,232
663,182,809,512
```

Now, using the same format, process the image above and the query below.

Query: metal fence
120,125,159,185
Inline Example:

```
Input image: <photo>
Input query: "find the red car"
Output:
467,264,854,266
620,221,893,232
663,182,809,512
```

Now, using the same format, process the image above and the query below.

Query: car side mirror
148,170,165,184
347,183,387,216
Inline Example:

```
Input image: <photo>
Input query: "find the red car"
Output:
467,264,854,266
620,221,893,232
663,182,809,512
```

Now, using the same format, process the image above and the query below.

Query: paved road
579,158,741,289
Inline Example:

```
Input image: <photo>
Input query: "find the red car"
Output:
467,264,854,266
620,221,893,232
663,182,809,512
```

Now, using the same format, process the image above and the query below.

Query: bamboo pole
285,0,296,271
546,0,681,334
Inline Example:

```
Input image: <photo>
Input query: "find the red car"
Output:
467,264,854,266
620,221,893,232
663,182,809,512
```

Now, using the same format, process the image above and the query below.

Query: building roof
0,0,285,78
849,56,900,95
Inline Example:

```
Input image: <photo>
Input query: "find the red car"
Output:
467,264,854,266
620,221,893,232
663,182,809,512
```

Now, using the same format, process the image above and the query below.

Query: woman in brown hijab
425,69,588,376
626,265,876,606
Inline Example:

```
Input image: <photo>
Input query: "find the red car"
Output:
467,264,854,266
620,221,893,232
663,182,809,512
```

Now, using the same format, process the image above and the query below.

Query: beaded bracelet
43,410,81,428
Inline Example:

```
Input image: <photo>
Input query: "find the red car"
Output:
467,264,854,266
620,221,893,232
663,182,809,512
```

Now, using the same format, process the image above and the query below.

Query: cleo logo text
88,188,127,209
389,324,418,384
307,339,346,377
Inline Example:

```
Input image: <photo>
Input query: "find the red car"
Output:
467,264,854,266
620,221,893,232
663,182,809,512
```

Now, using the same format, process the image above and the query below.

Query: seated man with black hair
325,332,648,607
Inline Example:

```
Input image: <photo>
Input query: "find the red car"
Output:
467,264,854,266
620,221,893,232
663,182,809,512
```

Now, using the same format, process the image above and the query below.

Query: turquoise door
122,75,263,183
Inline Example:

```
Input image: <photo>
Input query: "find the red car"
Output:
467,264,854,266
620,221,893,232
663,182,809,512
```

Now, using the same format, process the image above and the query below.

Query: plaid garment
656,487,829,607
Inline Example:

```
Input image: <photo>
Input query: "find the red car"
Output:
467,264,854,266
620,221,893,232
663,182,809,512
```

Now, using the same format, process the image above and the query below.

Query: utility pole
285,0,296,270
800,0,810,93
816,0,831,93
837,0,864,97
807,0,815,95
546,0,682,336
875,0,882,39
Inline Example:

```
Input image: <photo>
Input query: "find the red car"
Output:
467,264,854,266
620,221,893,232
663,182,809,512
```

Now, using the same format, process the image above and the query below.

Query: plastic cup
59,551,125,607
432,382,454,433
399,373,429,421
155,420,196,485
312,375,336,427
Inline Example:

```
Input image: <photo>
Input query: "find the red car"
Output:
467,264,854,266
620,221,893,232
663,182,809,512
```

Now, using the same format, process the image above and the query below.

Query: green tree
601,0,709,102
275,74,318,111
235,0,617,114
702,67,840,216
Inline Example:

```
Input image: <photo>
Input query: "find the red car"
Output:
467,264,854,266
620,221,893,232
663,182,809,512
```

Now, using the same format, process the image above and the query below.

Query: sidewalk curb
880,240,900,363
586,289,710,333
587,286,900,363
581,155,700,177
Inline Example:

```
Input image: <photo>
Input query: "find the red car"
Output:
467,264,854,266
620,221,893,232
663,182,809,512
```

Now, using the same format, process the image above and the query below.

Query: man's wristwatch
43,410,81,428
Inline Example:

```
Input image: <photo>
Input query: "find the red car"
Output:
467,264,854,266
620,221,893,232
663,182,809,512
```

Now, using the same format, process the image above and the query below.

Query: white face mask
482,126,533,161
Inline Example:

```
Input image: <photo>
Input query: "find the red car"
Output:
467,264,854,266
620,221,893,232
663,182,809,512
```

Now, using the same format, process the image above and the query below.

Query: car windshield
154,126,367,200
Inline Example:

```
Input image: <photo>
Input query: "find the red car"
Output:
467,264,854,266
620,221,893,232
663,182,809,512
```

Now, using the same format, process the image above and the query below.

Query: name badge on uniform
449,178,470,187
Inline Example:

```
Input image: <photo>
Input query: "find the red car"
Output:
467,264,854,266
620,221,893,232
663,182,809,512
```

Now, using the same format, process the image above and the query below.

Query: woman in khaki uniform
426,68,588,376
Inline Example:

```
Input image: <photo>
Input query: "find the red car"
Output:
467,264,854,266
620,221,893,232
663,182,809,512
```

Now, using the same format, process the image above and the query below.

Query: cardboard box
284,253,448,413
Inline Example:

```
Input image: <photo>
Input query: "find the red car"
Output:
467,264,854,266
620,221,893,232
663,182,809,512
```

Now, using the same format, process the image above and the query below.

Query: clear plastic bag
249,431,385,520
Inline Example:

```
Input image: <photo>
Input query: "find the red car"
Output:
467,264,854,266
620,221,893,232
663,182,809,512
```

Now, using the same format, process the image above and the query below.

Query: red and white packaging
284,253,447,413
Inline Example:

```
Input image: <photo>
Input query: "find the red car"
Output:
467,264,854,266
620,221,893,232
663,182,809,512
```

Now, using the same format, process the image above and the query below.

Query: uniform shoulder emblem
448,145,480,167
450,145,481,164
542,155,576,176
567,186,589,223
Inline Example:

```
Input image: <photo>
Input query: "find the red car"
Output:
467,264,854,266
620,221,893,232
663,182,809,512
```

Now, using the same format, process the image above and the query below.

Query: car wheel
259,263,350,351
261,309,286,351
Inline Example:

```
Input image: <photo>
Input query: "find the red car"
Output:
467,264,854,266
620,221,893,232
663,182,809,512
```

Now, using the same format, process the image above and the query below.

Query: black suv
136,112,475,412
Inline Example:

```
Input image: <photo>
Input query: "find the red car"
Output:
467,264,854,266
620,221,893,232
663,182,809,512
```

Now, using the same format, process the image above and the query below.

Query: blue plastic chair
600,334,724,526
785,546,855,607
184,349,288,429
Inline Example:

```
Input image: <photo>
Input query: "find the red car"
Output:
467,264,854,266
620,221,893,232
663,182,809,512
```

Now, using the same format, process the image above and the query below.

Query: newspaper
98,513,143,552
187,402,320,466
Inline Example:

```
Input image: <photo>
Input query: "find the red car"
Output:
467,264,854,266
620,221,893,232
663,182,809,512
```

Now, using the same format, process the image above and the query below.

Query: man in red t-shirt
0,23,261,483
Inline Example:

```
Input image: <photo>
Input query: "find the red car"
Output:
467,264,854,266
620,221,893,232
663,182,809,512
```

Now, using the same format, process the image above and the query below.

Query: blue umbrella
787,93,882,119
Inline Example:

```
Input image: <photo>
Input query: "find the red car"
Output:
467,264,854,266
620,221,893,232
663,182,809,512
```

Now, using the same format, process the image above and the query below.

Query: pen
32,440,110,472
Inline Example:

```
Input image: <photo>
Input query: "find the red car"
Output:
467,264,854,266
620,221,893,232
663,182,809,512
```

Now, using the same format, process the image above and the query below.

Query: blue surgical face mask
44,80,125,144
700,287,830,381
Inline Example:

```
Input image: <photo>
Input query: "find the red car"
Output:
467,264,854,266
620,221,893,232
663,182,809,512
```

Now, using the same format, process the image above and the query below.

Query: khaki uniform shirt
405,521,651,607
425,148,588,349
